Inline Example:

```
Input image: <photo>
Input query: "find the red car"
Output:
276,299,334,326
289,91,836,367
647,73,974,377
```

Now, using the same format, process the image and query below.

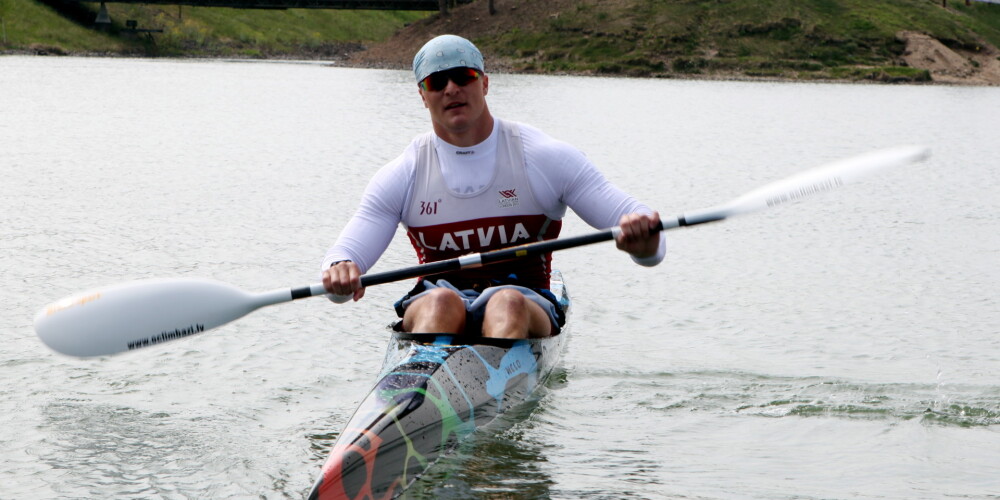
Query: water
2,56,999,499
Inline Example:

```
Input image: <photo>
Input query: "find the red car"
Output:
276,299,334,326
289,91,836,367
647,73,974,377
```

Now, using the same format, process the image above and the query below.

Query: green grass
951,1,1000,47
4,0,1000,81
0,1,427,57
0,0,126,53
482,0,1000,80
104,4,427,56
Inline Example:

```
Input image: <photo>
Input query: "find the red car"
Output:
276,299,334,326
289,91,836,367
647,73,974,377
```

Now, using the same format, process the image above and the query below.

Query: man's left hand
615,211,661,259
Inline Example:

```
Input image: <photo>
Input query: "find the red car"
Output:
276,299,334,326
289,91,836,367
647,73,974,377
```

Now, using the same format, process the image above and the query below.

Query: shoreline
0,43,1000,87
5,49,997,87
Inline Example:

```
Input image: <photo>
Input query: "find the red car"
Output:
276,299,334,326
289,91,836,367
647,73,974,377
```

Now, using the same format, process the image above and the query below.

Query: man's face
419,68,490,139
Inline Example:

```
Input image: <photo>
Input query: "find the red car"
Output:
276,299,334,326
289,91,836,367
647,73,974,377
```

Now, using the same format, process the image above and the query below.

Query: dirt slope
897,30,1000,85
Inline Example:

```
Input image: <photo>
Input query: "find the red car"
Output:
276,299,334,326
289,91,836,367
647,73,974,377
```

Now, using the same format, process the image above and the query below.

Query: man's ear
482,74,489,96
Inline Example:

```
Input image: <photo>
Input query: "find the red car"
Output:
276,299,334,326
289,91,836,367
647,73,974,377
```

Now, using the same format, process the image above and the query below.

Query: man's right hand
322,260,365,302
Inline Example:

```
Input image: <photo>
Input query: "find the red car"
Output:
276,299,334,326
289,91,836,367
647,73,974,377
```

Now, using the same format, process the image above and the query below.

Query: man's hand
322,260,365,302
615,211,661,259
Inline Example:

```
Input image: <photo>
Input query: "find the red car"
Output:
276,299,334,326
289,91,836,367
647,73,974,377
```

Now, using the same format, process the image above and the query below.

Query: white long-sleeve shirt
322,119,665,275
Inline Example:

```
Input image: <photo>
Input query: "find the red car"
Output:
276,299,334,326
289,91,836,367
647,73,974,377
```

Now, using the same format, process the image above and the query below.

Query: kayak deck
308,272,570,500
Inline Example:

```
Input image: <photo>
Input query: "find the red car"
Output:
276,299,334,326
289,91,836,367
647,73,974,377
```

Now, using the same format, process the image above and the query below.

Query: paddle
34,145,930,358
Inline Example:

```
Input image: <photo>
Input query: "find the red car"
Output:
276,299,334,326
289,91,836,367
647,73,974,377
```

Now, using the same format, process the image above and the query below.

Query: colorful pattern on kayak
307,331,567,500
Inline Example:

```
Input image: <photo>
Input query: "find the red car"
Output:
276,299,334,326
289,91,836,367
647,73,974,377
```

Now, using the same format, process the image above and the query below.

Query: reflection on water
401,400,558,499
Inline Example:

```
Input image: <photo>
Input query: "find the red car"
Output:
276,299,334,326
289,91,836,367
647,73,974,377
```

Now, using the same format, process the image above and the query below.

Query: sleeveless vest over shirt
403,121,562,289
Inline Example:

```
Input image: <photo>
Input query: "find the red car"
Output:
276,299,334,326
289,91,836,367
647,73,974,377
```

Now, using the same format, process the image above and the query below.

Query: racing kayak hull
308,273,570,500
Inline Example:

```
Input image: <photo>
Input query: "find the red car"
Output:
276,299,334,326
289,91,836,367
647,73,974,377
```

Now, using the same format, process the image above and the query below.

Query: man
322,34,663,339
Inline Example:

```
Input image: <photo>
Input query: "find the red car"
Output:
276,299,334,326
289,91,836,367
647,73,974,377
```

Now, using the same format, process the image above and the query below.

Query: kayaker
322,34,664,339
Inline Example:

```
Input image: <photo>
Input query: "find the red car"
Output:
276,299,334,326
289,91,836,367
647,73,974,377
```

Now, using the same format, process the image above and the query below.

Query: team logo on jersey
497,188,519,208
419,200,441,215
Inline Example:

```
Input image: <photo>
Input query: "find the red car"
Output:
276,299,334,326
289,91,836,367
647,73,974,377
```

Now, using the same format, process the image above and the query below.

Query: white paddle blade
724,145,931,216
34,279,259,358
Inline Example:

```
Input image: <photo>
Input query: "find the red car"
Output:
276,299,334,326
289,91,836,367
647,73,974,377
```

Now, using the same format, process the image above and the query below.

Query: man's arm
321,154,413,299
521,125,666,265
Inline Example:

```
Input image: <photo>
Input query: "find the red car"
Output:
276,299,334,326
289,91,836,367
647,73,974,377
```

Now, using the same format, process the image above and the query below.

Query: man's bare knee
486,288,528,312
483,289,551,339
423,288,465,310
403,288,466,333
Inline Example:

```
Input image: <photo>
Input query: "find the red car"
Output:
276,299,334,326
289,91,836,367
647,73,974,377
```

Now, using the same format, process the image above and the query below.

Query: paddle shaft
311,195,744,293
290,209,721,299
354,217,695,290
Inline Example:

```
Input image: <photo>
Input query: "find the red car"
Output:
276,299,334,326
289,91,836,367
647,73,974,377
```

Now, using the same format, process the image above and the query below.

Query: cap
413,34,485,83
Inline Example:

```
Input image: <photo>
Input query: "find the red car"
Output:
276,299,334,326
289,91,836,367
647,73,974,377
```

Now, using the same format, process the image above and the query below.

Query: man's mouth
444,102,466,110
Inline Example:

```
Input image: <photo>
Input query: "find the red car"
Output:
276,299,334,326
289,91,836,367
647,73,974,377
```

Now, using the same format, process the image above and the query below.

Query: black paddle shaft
356,217,700,289
358,229,617,288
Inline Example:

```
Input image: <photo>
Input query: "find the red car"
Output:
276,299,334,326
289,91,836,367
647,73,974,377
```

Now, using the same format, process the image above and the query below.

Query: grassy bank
0,0,427,57
3,0,1000,82
0,0,124,54
478,0,1000,80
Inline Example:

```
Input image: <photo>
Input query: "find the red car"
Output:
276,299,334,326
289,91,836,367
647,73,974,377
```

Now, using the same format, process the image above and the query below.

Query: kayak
307,271,571,500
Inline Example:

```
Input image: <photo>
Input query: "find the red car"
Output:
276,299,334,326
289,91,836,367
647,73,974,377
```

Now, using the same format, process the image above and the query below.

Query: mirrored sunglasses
419,67,483,92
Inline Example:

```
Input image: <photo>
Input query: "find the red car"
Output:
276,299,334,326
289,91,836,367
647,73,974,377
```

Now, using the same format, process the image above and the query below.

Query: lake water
2,56,999,499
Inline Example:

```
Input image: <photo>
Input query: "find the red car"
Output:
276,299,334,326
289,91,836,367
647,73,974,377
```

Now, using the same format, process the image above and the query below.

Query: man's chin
442,114,471,130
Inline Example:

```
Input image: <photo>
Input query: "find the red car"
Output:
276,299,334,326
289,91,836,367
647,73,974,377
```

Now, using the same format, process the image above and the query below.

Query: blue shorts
393,279,565,334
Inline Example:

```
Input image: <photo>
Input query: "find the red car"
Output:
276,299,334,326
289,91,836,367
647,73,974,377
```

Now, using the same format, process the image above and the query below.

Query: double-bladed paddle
34,145,931,358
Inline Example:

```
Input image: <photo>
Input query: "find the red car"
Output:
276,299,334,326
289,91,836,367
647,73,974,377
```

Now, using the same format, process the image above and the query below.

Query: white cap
413,34,485,83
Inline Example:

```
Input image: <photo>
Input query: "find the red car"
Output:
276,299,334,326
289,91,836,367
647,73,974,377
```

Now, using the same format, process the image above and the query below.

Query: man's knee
485,288,530,314
403,287,466,333
482,288,551,339
421,287,465,311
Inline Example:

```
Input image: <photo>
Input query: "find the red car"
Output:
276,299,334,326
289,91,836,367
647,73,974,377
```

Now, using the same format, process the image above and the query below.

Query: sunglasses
419,67,483,92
